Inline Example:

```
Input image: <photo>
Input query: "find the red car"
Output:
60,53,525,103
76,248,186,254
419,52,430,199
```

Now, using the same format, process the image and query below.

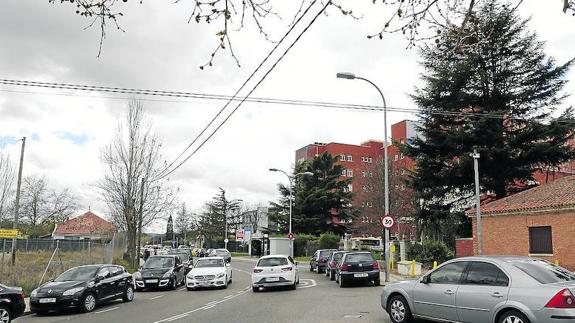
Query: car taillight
341,263,349,271
253,268,263,273
319,258,326,263
546,289,575,308
373,262,380,270
281,266,293,272
18,291,24,300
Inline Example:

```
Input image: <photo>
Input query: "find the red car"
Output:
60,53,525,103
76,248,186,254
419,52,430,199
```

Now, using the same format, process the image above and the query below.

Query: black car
167,250,193,274
0,283,25,323
30,264,134,314
309,249,337,273
335,252,380,287
134,255,185,291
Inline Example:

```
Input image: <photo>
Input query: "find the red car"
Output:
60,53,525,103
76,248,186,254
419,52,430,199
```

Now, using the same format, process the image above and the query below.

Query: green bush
294,234,317,257
318,233,340,249
407,240,453,268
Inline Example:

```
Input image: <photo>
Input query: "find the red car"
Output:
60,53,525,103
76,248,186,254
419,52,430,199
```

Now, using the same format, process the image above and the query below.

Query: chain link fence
0,234,127,294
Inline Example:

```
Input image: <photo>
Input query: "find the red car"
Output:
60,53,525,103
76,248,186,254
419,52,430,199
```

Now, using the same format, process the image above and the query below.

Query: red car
325,251,347,280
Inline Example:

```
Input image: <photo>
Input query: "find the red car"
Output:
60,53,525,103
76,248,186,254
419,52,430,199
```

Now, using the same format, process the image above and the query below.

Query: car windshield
195,259,224,268
333,253,344,262
345,253,374,263
512,259,575,284
169,252,190,262
319,250,334,258
55,266,99,282
144,257,174,269
258,257,288,267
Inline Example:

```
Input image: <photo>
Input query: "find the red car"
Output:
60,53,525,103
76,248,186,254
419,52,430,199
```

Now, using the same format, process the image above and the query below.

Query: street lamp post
337,72,390,282
224,198,242,250
269,168,313,257
472,149,482,255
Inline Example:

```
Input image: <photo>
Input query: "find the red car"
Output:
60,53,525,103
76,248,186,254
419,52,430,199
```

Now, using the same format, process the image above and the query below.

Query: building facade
295,120,421,238
52,211,117,241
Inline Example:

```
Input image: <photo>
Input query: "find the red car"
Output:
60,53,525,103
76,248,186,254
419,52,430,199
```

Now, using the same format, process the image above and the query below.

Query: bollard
555,259,560,266
433,260,438,269
411,259,416,277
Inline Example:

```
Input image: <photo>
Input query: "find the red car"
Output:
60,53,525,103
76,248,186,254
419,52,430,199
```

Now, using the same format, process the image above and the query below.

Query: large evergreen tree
196,188,242,245
269,153,357,235
404,1,575,239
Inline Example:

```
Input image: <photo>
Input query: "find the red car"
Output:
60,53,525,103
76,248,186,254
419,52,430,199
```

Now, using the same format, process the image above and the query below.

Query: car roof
259,254,289,259
197,256,225,260
149,255,177,259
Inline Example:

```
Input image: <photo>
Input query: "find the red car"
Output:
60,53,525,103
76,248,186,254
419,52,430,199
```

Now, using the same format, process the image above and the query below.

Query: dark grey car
381,256,575,323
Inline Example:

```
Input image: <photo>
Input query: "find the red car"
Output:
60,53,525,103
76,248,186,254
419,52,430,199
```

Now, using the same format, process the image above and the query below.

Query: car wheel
223,276,229,289
252,286,259,293
187,287,194,291
290,280,297,290
123,285,134,302
309,264,313,272
229,271,233,284
388,295,413,323
296,274,300,284
374,279,380,286
339,276,345,288
0,305,11,323
330,271,335,281
81,293,97,313
335,273,339,283
498,310,531,323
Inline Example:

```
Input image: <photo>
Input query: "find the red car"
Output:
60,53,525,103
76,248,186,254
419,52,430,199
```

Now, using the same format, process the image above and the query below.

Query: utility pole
136,178,144,268
473,149,482,255
11,137,25,266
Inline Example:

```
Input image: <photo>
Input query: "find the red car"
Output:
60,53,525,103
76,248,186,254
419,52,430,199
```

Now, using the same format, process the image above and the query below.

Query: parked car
186,257,232,290
134,255,185,291
0,283,25,323
167,250,193,274
310,249,337,273
210,249,232,263
325,251,347,280
252,255,299,292
30,264,134,314
381,256,575,323
335,252,380,287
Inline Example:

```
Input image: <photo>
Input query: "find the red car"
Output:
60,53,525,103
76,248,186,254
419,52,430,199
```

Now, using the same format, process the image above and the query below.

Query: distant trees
97,100,177,264
19,174,78,237
196,188,242,245
0,150,15,223
403,2,575,240
269,153,357,235
174,203,193,243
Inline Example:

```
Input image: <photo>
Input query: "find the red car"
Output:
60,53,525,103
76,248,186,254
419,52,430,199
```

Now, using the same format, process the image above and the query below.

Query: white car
186,257,232,290
251,255,299,292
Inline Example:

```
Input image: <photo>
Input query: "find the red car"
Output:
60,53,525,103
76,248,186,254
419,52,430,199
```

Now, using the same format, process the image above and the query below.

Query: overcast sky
0,0,573,232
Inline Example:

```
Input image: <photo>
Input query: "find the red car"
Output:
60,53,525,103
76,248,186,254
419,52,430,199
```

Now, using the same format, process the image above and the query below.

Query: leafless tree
97,99,178,263
0,150,15,222
20,174,78,237
175,203,192,242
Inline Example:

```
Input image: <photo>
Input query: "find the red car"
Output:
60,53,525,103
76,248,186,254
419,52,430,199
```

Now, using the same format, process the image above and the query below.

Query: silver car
381,256,575,323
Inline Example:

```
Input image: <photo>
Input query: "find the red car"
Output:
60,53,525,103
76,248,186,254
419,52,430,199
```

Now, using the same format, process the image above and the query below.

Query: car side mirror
226,263,231,267
421,275,430,284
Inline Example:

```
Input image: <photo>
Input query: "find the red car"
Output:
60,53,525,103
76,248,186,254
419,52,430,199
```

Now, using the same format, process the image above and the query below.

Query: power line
153,0,334,181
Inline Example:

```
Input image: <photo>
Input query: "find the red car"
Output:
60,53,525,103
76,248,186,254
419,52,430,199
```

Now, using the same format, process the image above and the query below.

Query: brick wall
455,238,474,258
471,210,575,270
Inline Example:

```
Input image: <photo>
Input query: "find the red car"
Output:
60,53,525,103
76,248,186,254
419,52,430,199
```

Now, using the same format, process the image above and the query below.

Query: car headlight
162,270,173,278
31,289,38,297
216,272,225,278
133,271,142,280
62,287,85,296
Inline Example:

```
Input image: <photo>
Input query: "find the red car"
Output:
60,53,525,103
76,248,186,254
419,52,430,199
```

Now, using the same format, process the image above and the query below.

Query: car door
174,257,184,283
108,266,127,298
96,267,113,300
413,261,468,322
456,261,510,323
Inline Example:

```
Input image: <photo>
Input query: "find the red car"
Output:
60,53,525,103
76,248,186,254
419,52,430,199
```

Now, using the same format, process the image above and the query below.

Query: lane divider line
150,295,165,300
95,307,119,314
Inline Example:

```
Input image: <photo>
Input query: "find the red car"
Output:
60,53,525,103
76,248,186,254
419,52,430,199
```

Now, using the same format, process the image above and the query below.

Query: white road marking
298,279,317,289
153,288,251,323
95,307,119,314
177,287,186,291
150,295,165,300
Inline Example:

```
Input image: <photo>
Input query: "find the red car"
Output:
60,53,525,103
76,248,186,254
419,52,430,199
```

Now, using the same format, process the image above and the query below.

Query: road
16,258,394,323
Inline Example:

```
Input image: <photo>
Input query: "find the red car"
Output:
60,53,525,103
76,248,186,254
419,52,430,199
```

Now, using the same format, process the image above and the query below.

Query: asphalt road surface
16,258,397,323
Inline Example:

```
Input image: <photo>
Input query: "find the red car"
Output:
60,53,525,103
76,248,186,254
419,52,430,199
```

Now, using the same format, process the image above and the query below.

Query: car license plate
145,279,158,283
267,277,279,282
39,298,56,303
354,273,368,278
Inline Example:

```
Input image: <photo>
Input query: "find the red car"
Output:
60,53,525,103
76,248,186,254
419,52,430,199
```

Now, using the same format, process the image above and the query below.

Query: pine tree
165,215,174,241
403,1,575,239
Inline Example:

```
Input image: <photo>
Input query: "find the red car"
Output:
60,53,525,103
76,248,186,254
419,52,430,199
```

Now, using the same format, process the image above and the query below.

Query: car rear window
345,253,374,263
258,257,288,267
319,250,334,258
512,259,575,284
333,253,344,262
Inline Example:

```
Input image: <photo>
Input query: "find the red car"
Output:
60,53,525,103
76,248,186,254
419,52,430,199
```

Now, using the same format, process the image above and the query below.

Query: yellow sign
391,244,396,254
0,229,19,239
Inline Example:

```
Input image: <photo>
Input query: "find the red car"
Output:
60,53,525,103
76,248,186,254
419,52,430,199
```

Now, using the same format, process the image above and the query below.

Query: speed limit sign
381,216,394,228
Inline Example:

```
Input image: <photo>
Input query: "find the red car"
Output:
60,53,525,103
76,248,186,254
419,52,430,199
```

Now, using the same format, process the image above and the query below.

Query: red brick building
52,211,117,241
295,120,420,238
469,176,575,270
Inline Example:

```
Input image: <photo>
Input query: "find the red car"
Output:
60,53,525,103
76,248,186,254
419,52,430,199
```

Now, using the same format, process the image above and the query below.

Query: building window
362,185,368,192
361,156,366,162
347,169,353,177
341,169,346,176
362,171,367,177
400,153,404,159
366,201,373,208
529,226,553,254
401,169,405,175
347,184,353,192
339,154,345,161
394,155,399,161
347,155,353,162
400,185,405,191
368,157,372,163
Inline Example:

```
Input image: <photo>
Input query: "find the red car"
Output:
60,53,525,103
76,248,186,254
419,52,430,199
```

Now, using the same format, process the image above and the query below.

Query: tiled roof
469,176,575,216
54,211,117,236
